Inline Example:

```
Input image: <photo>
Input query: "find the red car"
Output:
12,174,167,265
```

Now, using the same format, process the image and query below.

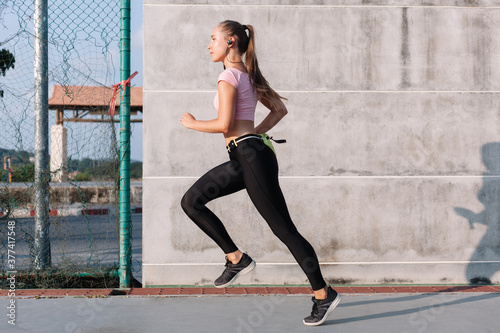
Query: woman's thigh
185,159,246,206
235,140,297,236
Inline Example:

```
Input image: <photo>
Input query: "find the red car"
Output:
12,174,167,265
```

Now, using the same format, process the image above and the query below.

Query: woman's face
207,25,227,63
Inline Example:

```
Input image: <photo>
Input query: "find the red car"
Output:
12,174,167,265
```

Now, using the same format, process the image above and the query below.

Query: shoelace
310,302,319,316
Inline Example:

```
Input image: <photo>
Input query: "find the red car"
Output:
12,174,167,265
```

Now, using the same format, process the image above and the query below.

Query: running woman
180,20,341,326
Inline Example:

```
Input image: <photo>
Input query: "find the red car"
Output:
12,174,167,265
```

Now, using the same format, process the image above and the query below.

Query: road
1,213,143,283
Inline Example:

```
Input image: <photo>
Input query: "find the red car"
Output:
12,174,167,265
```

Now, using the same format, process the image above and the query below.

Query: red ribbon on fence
108,71,138,117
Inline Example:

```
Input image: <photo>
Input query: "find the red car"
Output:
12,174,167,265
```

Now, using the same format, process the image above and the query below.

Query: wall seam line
144,261,500,266
144,90,500,94
143,4,500,9
143,175,498,179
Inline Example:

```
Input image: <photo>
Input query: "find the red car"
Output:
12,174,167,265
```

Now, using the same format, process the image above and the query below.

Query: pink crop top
214,68,258,121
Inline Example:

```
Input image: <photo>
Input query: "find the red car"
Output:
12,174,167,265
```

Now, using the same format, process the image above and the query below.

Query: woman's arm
254,95,288,134
180,81,236,134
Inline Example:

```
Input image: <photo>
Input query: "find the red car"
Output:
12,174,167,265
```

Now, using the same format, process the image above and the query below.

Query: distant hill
1,148,142,181
0,148,34,165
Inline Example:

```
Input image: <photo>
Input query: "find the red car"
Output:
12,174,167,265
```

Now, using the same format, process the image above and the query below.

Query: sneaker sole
214,260,256,288
302,294,342,326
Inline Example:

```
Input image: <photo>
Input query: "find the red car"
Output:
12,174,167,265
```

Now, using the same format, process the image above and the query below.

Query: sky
0,0,144,162
129,1,144,162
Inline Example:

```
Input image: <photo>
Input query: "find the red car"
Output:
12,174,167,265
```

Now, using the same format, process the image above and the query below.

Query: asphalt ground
2,214,499,332
1,290,499,333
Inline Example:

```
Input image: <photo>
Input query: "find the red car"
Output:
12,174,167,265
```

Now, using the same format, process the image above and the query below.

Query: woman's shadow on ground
454,142,500,284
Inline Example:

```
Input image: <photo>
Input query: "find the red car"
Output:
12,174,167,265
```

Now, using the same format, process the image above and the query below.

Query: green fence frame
119,0,132,289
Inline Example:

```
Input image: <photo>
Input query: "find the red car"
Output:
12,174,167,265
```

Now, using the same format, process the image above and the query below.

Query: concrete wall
143,0,500,286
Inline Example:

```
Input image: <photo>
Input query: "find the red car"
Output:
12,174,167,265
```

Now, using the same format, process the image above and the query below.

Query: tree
0,48,15,98
130,161,142,179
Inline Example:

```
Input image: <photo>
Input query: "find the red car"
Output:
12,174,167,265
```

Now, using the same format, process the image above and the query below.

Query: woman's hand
180,112,196,129
254,96,288,134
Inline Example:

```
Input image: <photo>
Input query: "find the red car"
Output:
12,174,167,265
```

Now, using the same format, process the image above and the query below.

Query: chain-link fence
0,0,138,288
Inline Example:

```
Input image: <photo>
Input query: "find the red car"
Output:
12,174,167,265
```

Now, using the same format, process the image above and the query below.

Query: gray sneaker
214,253,256,288
303,286,341,326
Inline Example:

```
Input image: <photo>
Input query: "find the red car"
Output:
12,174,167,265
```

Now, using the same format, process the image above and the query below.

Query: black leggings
181,136,326,291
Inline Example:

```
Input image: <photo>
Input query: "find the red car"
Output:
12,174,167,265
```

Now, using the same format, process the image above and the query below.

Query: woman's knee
181,191,201,215
272,227,300,244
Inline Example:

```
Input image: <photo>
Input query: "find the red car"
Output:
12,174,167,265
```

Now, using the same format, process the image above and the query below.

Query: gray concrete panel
145,0,500,6
143,91,229,179
143,260,500,286
278,92,500,177
143,176,500,285
144,91,500,177
144,3,500,91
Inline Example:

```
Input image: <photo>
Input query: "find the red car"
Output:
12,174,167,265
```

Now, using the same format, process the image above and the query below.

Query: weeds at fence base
0,267,141,289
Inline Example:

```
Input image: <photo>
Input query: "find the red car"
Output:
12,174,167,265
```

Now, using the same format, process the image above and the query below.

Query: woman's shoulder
218,68,243,87
223,68,249,78
219,68,236,78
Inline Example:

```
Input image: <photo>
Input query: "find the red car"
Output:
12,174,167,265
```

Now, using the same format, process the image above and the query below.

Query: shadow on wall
454,142,500,284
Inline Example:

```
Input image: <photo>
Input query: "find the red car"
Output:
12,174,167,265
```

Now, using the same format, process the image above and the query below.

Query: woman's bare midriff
224,119,256,145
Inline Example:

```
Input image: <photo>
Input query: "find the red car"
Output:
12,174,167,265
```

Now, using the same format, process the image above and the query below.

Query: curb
1,285,499,298
5,206,142,218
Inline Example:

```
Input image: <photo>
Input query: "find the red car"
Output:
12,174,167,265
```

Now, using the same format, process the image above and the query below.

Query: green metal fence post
119,0,132,289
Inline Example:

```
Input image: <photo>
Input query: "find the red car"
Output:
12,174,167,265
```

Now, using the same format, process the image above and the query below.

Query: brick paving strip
1,285,499,297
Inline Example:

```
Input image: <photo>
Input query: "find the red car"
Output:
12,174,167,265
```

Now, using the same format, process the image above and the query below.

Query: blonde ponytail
244,25,287,105
218,21,287,106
